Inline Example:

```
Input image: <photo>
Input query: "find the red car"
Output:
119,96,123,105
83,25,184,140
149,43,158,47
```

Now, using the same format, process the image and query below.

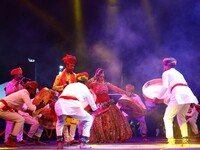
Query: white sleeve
84,88,97,111
157,72,168,98
21,90,36,111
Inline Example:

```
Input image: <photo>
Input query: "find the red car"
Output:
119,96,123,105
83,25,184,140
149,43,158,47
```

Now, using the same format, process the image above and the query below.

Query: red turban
162,57,177,67
25,81,38,89
76,72,89,82
62,54,76,65
10,67,23,76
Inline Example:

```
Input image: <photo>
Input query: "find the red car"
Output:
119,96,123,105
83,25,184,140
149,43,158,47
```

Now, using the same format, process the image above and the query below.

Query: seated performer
154,57,198,147
116,84,148,141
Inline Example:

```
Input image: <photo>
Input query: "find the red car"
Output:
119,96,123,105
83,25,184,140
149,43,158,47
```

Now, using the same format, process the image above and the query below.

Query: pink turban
162,57,177,67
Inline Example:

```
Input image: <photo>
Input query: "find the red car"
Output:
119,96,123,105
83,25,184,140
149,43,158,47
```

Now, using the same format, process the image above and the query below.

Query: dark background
0,0,200,141
1,0,200,99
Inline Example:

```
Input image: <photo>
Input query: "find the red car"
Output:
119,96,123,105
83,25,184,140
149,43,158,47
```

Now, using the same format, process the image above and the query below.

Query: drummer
0,82,45,147
154,57,198,146
116,84,148,141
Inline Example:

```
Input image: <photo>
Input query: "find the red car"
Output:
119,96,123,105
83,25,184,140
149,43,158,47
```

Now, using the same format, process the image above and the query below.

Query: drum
38,108,57,129
32,87,52,116
32,87,52,106
142,78,163,103
118,95,146,119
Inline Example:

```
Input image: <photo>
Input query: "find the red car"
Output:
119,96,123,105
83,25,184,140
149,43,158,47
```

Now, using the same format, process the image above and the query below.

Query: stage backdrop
0,82,7,99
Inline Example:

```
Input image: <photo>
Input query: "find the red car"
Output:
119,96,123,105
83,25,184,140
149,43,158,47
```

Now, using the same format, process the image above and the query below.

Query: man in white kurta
155,57,198,146
54,81,97,149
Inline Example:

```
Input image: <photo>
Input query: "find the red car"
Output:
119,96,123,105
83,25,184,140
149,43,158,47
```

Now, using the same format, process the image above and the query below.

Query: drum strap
171,83,187,92
59,95,78,101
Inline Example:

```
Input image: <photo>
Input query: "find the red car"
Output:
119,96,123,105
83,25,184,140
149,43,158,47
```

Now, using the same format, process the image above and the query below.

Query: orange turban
25,81,38,89
76,72,89,82
62,54,76,65
10,67,23,76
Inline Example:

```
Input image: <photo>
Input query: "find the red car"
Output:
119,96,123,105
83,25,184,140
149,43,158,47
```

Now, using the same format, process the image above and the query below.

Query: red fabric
62,54,76,64
60,69,76,85
25,81,38,89
171,83,187,92
59,95,78,100
92,82,110,103
10,67,22,76
38,108,57,129
195,105,200,113
0,99,17,112
89,103,132,143
96,93,110,103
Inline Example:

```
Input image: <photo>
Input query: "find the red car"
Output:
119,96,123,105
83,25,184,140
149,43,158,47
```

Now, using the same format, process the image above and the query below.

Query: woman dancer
87,68,132,143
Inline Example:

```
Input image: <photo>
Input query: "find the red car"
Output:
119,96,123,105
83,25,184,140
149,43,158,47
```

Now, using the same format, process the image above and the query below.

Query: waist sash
59,95,78,101
0,99,16,112
171,83,187,93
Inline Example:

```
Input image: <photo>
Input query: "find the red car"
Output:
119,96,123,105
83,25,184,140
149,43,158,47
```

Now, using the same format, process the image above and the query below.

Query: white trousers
56,112,93,138
163,100,190,138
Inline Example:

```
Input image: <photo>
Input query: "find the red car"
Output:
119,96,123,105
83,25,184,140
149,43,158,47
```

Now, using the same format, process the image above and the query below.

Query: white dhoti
55,99,94,137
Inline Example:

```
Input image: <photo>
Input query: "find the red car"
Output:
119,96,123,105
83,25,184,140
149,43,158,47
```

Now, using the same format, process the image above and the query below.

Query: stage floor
0,137,199,150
